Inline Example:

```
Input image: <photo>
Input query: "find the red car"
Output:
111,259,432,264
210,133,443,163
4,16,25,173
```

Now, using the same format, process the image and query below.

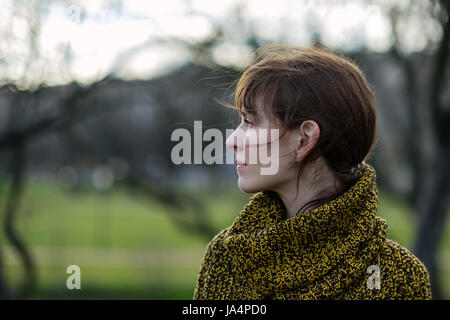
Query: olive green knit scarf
193,164,432,300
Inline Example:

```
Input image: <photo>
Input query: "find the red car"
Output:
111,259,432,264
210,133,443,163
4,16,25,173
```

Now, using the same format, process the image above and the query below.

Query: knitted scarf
193,164,432,300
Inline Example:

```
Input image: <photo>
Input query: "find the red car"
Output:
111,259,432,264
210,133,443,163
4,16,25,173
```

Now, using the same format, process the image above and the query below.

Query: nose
225,128,239,153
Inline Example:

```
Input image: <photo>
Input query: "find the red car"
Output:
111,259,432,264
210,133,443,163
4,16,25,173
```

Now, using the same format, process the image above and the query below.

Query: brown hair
224,45,378,209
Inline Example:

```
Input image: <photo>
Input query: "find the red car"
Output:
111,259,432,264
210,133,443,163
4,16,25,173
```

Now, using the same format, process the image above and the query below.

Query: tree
387,0,450,299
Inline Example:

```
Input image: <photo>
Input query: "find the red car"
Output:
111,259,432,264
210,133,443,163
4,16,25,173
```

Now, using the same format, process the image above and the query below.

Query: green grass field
1,178,449,299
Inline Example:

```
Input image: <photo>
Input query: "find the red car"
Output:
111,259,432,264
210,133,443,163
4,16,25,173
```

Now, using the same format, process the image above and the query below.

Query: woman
193,45,431,300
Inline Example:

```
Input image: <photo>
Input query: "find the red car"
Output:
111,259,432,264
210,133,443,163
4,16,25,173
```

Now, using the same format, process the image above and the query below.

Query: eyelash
242,118,252,126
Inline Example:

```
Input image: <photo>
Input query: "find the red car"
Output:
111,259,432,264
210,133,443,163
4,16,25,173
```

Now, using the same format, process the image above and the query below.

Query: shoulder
379,239,432,299
203,227,231,255
193,227,233,299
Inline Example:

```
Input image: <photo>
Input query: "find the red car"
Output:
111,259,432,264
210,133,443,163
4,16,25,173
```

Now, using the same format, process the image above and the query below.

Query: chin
237,178,261,193
237,176,275,194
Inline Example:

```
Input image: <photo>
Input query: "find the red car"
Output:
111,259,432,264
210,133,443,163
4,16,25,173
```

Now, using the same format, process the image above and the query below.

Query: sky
0,0,442,88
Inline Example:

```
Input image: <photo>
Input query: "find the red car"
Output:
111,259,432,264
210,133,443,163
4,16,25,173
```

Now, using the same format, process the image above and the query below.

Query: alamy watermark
170,121,280,175
66,265,81,290
366,265,381,290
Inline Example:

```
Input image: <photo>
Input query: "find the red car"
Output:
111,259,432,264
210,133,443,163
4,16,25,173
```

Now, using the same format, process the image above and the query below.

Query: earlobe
295,139,307,162
296,151,304,162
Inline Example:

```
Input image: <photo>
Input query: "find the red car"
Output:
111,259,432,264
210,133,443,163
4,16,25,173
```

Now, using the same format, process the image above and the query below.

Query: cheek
278,132,299,163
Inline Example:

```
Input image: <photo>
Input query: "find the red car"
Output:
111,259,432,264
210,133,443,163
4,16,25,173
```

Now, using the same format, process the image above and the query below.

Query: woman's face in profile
225,105,301,194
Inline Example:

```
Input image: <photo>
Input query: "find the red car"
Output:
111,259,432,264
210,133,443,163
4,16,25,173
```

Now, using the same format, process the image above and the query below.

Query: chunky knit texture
193,164,432,300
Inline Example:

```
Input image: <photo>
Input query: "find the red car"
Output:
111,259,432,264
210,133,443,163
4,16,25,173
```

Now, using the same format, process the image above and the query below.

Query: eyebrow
239,109,257,117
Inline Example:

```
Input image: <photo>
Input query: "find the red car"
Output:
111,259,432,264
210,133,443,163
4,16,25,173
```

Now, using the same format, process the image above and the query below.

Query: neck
273,158,344,220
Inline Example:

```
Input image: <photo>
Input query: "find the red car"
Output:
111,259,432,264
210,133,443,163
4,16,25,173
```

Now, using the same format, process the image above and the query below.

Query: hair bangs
235,69,280,125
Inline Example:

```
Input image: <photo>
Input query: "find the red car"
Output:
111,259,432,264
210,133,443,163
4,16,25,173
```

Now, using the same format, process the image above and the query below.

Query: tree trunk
413,147,450,299
0,247,10,299
3,142,36,299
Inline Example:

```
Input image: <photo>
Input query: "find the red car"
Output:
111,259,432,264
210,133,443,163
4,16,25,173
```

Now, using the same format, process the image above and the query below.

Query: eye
243,118,252,126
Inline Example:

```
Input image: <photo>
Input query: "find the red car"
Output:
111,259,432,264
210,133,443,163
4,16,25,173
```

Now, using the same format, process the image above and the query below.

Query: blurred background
0,0,449,300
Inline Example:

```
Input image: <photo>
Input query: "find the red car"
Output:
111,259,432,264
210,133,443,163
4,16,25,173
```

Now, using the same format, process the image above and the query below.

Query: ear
295,120,320,162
